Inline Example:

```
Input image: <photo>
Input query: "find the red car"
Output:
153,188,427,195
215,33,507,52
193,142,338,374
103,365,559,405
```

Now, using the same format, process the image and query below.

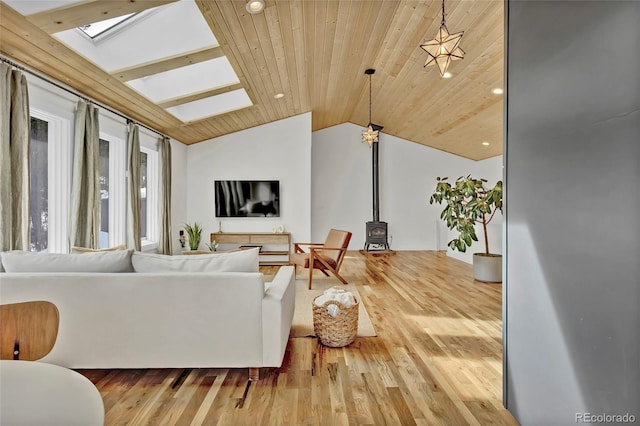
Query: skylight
43,0,252,125
126,58,240,103
166,89,253,122
79,13,137,39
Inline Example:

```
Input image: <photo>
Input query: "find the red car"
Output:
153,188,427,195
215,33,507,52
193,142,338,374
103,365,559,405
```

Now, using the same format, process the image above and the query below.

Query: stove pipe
371,127,380,222
364,123,389,251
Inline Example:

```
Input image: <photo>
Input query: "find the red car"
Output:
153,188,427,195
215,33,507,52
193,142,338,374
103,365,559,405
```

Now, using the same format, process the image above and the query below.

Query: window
139,146,158,248
28,109,71,253
140,151,147,239
98,132,126,248
99,139,109,248
29,117,48,252
28,105,158,252
78,130,149,250
78,13,137,39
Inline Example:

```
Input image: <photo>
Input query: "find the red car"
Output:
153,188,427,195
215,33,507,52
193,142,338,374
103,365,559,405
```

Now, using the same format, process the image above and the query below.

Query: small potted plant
430,175,503,282
184,222,203,251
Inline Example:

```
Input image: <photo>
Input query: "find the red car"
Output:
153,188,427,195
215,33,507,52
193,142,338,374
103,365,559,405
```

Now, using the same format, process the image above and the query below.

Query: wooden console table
210,232,291,266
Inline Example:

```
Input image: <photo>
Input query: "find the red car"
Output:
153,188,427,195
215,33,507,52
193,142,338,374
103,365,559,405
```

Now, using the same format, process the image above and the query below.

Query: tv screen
215,180,280,217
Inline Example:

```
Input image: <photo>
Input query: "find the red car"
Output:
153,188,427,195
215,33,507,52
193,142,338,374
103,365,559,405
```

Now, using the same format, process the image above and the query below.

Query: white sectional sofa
0,249,296,374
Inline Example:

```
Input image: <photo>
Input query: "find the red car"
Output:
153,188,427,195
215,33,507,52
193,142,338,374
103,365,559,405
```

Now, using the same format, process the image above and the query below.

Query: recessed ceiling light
492,88,504,95
442,72,453,79
246,0,265,14
482,141,490,146
274,93,284,99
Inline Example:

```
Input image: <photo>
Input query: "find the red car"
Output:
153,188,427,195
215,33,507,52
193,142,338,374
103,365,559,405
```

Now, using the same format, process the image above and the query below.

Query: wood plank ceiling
0,0,503,160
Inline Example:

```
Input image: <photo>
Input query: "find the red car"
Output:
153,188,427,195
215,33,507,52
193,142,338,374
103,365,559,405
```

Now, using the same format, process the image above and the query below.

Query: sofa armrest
261,266,296,367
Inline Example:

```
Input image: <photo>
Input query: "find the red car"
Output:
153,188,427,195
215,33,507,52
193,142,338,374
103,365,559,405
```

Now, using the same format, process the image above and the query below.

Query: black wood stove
364,123,390,251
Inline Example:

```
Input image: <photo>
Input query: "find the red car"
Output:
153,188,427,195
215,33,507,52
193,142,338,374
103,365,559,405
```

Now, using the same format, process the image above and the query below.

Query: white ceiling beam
111,46,224,82
157,83,244,109
27,0,179,34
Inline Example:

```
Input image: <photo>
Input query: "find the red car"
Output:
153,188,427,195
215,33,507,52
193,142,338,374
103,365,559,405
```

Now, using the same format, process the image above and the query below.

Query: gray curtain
158,136,172,254
69,100,100,249
0,63,30,254
127,122,141,251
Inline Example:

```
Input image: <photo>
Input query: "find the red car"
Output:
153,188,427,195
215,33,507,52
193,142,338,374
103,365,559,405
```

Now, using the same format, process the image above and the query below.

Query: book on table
239,245,263,252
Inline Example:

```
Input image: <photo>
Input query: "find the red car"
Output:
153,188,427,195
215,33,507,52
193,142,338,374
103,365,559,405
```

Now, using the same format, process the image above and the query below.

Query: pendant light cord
441,0,446,26
369,73,372,124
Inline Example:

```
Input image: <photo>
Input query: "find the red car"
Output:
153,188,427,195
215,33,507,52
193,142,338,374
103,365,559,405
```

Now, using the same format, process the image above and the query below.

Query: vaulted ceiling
0,0,503,160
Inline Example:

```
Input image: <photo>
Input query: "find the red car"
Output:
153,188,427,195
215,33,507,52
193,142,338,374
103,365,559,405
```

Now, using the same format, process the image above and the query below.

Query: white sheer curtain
0,63,30,255
127,122,141,251
158,136,172,254
69,100,100,249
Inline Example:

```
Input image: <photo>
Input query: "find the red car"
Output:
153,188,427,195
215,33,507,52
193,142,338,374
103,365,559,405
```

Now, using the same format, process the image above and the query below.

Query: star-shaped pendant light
361,69,379,147
420,0,465,77
362,124,378,146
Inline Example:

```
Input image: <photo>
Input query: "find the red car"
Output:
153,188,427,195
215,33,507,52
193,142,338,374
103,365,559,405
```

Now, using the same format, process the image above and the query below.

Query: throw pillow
131,248,259,273
0,250,134,273
71,244,128,253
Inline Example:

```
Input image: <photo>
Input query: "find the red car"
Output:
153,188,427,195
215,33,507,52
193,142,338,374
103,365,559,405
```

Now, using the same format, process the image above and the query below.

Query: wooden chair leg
332,271,348,284
315,255,348,285
308,253,314,289
325,265,348,284
249,368,259,381
320,270,330,277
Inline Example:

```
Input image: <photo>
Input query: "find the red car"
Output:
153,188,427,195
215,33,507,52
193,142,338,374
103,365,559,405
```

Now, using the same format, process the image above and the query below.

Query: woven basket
312,295,359,347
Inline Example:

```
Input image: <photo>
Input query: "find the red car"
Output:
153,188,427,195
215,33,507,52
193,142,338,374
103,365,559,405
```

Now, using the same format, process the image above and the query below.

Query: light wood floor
78,251,518,425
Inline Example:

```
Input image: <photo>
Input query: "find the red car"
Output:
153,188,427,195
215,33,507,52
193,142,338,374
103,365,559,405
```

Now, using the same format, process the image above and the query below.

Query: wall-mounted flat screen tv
215,180,280,217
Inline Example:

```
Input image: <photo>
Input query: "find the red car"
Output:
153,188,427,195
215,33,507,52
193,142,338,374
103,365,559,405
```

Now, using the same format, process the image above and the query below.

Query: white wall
185,113,312,247
505,1,640,421
29,78,76,123
170,140,188,254
446,155,504,264
311,122,502,257
311,123,371,249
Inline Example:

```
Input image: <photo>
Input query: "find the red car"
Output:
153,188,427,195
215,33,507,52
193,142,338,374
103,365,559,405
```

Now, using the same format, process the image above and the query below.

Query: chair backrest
0,301,59,360
321,229,352,266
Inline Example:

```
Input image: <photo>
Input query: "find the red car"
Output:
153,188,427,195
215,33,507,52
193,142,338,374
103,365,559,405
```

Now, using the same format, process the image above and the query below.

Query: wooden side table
211,232,291,266
181,250,212,255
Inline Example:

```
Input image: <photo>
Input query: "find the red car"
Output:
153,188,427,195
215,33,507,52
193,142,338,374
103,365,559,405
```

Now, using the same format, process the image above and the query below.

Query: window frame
29,108,71,253
139,145,158,251
98,132,127,248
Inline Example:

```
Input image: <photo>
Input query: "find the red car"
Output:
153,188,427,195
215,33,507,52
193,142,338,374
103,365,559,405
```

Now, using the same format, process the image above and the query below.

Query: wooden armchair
290,229,352,289
0,301,59,360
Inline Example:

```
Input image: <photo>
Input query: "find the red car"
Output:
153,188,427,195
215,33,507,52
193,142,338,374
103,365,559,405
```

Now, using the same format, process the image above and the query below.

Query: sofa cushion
0,250,134,273
132,248,260,273
71,245,128,253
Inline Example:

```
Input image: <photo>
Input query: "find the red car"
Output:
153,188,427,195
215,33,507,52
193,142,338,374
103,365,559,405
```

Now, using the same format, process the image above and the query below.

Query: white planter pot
473,253,502,283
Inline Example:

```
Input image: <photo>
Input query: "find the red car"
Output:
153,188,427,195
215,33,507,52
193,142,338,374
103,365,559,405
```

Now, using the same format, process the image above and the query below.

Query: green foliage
429,175,502,254
184,222,203,251
207,240,219,252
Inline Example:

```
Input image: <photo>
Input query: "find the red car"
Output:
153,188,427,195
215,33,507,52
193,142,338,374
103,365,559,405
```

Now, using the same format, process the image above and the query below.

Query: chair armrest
309,246,347,253
294,242,323,253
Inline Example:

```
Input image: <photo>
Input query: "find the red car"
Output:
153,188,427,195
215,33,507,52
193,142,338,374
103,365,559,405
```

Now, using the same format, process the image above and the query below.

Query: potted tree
184,222,203,251
429,175,503,282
